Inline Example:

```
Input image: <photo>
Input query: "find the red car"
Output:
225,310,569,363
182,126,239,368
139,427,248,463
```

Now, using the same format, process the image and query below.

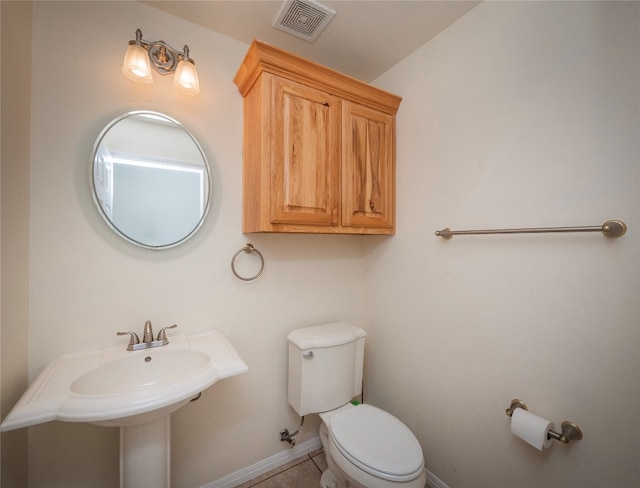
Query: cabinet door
270,76,340,226
342,101,395,229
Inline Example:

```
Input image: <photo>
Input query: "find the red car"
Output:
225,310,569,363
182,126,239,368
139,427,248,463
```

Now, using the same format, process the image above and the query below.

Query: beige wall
1,1,32,486
17,1,365,487
367,1,639,487
2,1,638,487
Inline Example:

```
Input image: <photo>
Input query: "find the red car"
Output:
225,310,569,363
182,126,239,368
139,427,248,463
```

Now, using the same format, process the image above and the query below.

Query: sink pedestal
120,416,170,488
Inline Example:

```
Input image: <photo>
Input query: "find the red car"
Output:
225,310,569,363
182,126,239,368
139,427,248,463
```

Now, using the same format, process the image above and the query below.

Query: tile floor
235,448,327,488
234,449,437,488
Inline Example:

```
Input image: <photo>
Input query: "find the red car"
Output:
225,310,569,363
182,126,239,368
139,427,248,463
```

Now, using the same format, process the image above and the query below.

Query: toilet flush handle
303,351,314,359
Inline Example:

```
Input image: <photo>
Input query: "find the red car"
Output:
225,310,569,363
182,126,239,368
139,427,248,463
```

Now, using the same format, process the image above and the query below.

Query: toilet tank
287,322,366,416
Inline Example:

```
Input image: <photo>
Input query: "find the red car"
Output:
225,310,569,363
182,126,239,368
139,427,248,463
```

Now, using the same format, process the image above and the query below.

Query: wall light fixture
122,28,200,95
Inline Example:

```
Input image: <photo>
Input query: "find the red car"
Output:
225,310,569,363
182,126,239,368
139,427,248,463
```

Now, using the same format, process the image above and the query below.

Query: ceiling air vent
273,0,336,42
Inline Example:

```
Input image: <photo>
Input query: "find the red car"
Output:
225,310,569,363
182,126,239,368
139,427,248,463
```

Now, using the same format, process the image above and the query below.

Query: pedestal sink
1,330,248,487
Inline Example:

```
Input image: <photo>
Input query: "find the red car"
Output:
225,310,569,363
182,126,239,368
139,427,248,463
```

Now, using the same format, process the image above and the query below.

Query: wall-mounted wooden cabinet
234,40,402,234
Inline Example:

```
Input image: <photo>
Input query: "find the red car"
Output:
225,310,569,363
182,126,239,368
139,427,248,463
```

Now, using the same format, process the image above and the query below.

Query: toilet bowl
319,403,427,488
286,322,427,488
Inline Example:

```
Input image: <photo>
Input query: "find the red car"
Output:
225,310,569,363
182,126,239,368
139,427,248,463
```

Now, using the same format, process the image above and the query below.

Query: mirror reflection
92,111,210,249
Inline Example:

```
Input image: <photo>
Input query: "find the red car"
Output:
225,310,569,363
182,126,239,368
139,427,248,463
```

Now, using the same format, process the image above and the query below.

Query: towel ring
231,243,264,282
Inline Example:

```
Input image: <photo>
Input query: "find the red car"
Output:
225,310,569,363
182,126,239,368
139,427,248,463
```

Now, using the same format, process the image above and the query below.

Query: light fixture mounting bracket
147,41,179,74
132,29,193,76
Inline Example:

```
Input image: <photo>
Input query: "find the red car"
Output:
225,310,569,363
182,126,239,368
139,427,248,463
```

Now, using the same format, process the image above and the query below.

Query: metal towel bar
435,219,626,240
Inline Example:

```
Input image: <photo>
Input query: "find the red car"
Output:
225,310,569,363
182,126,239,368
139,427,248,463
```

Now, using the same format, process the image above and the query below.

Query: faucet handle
157,324,178,343
117,331,140,347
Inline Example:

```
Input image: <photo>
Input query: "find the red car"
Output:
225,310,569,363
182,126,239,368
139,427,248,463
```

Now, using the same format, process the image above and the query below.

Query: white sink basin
70,349,210,396
1,330,248,430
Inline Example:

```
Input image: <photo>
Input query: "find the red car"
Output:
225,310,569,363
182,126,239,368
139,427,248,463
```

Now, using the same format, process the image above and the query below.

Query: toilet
287,322,427,488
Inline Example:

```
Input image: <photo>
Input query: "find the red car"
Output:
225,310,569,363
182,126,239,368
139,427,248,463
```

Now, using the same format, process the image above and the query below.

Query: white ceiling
143,1,481,82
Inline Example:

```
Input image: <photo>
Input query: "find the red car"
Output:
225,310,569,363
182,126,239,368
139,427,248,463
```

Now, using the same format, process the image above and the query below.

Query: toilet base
320,469,342,488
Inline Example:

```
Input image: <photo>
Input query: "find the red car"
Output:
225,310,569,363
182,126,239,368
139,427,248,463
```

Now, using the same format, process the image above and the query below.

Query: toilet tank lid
287,322,366,349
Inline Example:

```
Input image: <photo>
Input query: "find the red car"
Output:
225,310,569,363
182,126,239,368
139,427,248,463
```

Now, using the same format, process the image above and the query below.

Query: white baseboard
201,436,323,488
425,469,450,488
202,435,449,488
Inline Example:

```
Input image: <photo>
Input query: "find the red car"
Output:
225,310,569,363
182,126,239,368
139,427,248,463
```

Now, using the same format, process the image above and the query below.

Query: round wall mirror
91,111,211,249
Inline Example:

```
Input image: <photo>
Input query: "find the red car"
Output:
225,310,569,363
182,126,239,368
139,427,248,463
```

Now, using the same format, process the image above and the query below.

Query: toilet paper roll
510,408,554,450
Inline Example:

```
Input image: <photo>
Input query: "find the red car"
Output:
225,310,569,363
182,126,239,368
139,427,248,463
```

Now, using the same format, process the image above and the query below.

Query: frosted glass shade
173,59,200,95
122,44,153,84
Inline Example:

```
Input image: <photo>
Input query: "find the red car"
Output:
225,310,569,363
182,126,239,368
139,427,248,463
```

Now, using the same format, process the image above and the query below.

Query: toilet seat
326,404,425,482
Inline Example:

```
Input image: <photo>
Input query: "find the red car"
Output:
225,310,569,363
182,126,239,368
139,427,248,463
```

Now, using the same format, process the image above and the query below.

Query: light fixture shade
173,59,200,95
122,44,153,84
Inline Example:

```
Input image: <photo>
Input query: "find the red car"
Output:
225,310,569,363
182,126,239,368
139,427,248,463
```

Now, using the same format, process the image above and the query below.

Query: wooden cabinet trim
234,40,402,116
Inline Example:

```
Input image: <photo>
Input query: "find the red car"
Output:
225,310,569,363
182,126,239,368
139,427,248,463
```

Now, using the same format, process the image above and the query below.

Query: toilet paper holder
506,399,583,444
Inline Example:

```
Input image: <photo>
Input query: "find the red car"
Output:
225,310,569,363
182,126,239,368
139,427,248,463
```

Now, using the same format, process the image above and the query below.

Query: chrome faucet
143,320,154,343
117,321,178,351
